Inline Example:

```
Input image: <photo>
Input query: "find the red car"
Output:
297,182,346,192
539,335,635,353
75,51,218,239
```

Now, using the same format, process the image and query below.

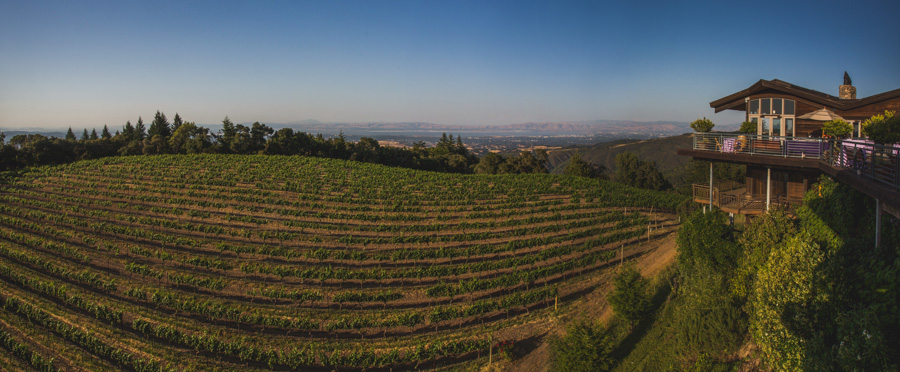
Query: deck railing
692,184,798,213
692,133,900,189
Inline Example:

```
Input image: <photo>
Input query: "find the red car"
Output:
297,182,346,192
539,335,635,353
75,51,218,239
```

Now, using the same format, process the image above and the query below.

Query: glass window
761,99,771,114
785,118,793,137
772,99,782,115
761,118,769,134
749,100,759,115
773,118,781,135
784,100,795,115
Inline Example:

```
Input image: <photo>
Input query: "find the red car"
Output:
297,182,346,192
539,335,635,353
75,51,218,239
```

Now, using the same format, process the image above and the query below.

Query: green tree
65,127,76,141
822,119,852,139
148,111,171,138
80,129,89,141
249,122,273,153
731,209,796,299
676,209,740,272
739,121,756,134
474,153,505,174
563,153,606,179
122,121,135,141
89,129,98,140
862,110,899,144
615,151,671,190
750,231,829,372
690,117,715,132
134,117,146,140
219,116,236,152
549,320,614,372
101,125,112,139
608,264,649,324
172,113,183,132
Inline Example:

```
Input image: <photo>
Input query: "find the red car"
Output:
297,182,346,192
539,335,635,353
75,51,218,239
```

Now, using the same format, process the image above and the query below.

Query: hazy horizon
2,0,899,129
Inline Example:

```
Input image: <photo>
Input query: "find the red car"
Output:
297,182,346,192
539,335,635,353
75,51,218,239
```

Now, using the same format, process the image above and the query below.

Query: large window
747,98,796,136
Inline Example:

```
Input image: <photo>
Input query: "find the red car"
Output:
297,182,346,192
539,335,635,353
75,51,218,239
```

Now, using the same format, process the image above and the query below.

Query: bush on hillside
608,263,649,325
548,320,615,372
676,209,740,272
749,231,830,372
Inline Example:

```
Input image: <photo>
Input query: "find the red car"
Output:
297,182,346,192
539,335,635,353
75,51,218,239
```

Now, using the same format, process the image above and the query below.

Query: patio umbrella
797,107,845,121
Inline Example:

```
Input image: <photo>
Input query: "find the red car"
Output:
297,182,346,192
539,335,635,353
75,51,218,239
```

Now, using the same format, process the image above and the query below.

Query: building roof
709,79,900,113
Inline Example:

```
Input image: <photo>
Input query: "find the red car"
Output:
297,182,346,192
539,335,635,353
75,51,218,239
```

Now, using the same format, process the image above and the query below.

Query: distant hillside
548,134,693,177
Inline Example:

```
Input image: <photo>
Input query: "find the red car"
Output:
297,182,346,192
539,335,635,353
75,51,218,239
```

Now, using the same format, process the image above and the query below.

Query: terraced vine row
0,154,686,371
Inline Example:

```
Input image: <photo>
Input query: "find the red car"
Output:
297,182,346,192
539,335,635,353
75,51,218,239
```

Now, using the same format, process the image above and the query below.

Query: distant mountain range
261,119,695,137
2,120,702,138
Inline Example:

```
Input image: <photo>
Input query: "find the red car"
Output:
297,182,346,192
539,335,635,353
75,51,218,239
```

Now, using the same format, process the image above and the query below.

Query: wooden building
710,77,900,137
678,75,900,231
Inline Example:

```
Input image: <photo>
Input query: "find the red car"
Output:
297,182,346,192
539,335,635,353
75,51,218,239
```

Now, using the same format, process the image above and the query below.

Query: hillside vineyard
0,154,684,371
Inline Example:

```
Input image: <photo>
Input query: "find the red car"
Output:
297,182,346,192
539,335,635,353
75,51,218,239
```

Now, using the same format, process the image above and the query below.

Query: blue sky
1,0,899,130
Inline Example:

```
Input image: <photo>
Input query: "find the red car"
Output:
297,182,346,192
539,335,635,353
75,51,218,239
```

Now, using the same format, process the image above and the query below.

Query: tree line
0,111,483,173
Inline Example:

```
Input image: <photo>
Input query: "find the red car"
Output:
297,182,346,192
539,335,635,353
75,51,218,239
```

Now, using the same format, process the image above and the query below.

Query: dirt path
499,231,679,372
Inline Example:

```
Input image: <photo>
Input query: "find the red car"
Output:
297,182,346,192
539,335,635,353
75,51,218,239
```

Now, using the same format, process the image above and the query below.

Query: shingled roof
709,79,900,113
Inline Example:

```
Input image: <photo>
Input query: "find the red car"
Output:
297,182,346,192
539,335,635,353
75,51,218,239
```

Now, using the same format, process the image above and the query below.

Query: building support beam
875,198,882,250
709,162,714,211
766,167,771,212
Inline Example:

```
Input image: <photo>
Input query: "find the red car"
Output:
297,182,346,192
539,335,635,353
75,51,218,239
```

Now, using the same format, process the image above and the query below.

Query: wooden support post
489,335,493,366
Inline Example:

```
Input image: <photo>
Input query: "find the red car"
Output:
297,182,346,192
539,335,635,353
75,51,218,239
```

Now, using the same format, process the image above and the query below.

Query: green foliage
676,209,739,272
615,151,671,191
674,261,746,359
862,110,900,144
690,117,715,133
549,320,615,372
609,264,649,324
738,121,756,134
822,119,852,139
731,209,797,299
563,153,606,179
749,231,829,372
474,152,504,174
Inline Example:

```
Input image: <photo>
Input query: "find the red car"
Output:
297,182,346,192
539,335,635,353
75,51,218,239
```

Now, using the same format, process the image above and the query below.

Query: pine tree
123,121,135,141
81,129,89,141
135,117,146,140
149,111,171,138
90,129,98,140
65,127,76,141
172,113,183,132
101,125,112,139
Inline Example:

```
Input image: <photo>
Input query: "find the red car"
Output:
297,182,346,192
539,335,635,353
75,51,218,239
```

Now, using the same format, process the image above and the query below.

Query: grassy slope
547,134,693,180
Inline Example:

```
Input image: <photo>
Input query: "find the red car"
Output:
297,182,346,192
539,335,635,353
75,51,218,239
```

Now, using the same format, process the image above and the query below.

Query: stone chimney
840,71,856,99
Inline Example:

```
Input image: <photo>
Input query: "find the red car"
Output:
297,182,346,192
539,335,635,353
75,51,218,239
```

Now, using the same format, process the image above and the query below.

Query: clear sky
2,0,899,130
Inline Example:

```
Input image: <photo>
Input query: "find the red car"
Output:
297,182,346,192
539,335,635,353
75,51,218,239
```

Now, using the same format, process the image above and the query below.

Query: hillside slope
0,154,686,371
548,134,693,178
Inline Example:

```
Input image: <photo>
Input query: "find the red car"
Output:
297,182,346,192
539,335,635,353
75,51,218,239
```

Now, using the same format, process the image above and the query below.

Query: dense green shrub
608,264,649,325
676,209,739,272
731,209,797,299
749,231,830,372
548,320,614,372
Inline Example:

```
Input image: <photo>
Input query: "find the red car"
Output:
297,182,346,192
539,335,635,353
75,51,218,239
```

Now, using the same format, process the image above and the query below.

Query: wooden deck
692,185,799,215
